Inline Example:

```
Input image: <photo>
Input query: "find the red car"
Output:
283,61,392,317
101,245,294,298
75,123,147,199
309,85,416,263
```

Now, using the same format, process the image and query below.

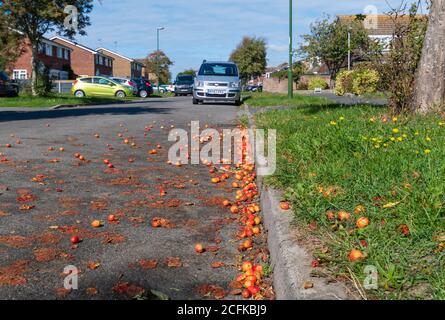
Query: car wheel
74,90,85,98
116,91,126,98
193,98,199,105
139,90,148,98
234,99,242,106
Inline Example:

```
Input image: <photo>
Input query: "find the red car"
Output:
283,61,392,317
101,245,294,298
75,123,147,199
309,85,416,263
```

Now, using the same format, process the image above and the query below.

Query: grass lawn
0,93,138,108
245,92,334,108
254,93,445,299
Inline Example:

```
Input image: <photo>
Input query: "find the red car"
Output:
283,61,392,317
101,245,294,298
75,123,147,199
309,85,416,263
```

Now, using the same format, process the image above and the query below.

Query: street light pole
347,26,352,71
288,0,293,99
156,27,165,93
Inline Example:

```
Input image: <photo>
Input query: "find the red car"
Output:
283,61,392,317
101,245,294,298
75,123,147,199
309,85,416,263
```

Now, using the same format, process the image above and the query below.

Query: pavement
0,97,271,300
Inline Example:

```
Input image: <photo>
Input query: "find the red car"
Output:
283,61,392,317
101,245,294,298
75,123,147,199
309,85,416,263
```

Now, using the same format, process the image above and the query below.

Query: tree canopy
229,36,267,82
0,0,94,94
145,50,174,84
299,15,380,85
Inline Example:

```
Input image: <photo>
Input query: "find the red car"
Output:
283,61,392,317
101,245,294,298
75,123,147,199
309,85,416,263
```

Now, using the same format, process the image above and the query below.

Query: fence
52,80,75,94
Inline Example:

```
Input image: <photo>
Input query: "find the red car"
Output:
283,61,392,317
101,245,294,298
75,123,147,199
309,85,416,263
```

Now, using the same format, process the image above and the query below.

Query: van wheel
139,90,148,98
74,90,85,98
116,91,126,98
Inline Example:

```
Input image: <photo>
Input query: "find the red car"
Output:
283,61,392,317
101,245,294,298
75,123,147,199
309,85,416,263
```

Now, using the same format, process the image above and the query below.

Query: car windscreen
198,63,238,77
176,76,194,84
0,71,9,81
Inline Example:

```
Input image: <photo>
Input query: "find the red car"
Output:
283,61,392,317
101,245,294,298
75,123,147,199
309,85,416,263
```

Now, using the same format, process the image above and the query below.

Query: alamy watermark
168,121,276,176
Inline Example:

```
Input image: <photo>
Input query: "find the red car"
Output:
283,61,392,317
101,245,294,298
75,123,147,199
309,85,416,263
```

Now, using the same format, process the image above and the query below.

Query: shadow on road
0,106,176,122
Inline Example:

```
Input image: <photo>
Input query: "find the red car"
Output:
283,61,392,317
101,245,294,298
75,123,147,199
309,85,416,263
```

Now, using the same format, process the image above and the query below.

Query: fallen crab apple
356,217,370,229
338,211,351,221
195,244,205,253
349,249,365,262
280,202,290,210
91,220,102,228
70,235,81,244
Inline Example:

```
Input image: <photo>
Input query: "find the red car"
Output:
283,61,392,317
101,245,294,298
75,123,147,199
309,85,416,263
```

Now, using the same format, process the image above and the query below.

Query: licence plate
208,89,226,95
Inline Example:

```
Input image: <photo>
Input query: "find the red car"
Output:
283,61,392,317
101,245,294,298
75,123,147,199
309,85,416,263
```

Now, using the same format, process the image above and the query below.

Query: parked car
131,77,153,98
174,75,194,96
166,84,175,93
109,77,138,96
244,84,263,92
0,71,19,97
152,85,168,93
193,61,241,105
71,76,133,98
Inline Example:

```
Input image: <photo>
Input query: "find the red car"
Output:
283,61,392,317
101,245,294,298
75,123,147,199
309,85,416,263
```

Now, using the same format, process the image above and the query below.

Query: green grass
245,92,334,108
0,93,138,108
254,94,445,300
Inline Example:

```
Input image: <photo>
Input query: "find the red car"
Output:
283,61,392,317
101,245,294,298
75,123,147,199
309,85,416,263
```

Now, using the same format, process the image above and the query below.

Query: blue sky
72,0,429,78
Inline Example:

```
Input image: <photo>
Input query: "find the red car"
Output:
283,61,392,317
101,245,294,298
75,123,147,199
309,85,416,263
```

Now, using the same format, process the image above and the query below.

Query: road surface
0,97,271,300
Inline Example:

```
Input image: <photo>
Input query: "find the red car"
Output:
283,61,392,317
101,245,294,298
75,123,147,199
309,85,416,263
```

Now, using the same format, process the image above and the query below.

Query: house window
38,43,45,54
46,44,53,56
96,55,100,64
57,47,63,58
12,69,28,80
64,49,69,60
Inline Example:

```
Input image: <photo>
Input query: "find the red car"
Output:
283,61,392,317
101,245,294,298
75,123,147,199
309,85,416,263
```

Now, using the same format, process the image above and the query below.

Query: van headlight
230,82,240,88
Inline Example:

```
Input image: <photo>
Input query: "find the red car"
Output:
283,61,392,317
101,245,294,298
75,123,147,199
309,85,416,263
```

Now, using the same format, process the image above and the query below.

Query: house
10,37,73,80
96,48,144,78
337,14,428,52
51,36,113,77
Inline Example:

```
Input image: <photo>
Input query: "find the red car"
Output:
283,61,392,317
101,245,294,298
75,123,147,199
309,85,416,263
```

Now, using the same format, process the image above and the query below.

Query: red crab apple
107,215,117,222
70,235,81,244
195,244,205,253
5,144,12,148
103,159,110,165
91,220,102,228
356,217,370,229
107,163,114,169
349,249,364,262
338,211,351,221
280,202,290,210
243,239,253,250
242,261,253,272
242,289,251,299
247,286,260,295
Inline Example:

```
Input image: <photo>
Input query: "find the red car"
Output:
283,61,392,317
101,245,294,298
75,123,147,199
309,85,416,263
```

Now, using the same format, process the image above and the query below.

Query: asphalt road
0,97,270,300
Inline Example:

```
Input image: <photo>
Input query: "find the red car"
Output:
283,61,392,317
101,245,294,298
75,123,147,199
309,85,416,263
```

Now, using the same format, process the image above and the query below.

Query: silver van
193,61,241,106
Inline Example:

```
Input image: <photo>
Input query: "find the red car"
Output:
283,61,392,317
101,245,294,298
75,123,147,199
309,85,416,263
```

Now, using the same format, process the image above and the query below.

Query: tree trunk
30,42,39,96
413,0,445,113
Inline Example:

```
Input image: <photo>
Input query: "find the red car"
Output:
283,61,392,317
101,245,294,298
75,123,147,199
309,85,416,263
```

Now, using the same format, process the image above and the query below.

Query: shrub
308,77,329,90
335,71,354,96
334,68,380,96
352,68,380,96
296,81,308,90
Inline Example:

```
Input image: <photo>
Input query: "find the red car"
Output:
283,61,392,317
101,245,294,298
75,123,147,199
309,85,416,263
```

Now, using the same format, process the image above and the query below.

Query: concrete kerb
242,104,351,300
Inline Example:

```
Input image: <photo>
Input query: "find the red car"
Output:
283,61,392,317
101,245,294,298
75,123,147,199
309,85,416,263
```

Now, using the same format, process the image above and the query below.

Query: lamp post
347,26,352,71
288,0,293,99
156,27,165,93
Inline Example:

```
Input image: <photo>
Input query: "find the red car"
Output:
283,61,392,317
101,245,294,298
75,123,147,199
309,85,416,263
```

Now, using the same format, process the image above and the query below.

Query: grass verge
254,94,445,299
246,92,334,108
0,93,138,108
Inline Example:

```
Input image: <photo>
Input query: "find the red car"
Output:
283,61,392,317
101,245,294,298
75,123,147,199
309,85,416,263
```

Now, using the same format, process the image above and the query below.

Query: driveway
0,97,271,300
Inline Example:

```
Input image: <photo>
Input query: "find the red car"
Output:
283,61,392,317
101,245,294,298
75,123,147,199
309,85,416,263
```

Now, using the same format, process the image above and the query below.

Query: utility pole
156,27,165,93
288,0,293,99
347,26,352,71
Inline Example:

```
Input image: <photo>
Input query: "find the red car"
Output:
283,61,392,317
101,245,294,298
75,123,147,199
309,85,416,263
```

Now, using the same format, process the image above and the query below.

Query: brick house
50,36,113,77
10,37,73,80
96,48,144,78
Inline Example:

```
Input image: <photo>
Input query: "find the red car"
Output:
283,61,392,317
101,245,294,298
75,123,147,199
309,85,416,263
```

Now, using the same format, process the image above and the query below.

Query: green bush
335,71,354,96
335,68,380,96
352,68,380,96
308,77,329,90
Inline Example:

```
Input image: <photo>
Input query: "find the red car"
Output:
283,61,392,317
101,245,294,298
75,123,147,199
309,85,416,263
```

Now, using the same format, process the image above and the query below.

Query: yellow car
71,76,133,98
